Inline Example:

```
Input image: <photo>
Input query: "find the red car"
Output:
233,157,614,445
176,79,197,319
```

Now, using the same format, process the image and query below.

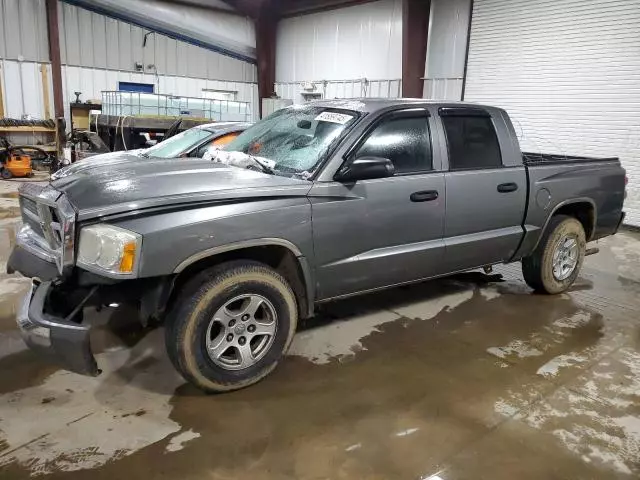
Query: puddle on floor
0,273,620,479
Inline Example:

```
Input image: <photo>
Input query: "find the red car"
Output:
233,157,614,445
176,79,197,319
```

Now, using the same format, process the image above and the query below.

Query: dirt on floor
0,183,638,480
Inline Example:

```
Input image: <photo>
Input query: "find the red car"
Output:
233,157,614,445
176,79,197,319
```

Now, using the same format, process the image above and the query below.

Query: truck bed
522,152,619,166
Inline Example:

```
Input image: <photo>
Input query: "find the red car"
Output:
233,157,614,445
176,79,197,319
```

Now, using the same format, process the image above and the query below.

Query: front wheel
522,215,586,294
165,261,298,393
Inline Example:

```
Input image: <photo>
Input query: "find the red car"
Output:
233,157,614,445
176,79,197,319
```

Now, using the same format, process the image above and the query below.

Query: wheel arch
535,198,596,250
170,239,314,320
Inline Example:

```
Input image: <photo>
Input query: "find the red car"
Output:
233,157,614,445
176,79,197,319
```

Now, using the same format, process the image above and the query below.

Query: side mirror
335,156,395,182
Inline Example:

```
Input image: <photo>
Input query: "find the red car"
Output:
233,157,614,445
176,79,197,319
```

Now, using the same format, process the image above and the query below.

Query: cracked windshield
221,106,360,176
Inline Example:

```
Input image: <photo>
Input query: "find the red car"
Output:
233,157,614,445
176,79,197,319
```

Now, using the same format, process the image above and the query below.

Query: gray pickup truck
8,99,626,392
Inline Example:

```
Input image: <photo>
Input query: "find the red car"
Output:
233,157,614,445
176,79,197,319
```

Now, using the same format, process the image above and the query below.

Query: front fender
112,198,314,278
173,238,304,272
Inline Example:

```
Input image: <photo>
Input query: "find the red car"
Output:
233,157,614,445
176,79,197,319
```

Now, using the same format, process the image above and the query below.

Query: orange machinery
2,153,32,178
0,146,38,179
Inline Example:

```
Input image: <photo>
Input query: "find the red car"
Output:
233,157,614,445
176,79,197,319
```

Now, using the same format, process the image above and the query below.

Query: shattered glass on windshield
215,105,361,178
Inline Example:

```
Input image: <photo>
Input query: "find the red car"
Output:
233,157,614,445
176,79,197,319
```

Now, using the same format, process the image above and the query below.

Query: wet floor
0,183,638,479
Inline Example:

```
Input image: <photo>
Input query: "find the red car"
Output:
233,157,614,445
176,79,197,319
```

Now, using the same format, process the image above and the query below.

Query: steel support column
256,6,277,118
46,0,65,156
402,0,431,98
46,0,64,119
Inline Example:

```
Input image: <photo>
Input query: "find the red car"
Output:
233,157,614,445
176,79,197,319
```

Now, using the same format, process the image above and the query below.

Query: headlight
77,224,142,276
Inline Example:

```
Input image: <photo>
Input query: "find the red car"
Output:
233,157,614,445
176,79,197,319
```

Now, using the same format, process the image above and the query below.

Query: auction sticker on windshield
314,112,354,124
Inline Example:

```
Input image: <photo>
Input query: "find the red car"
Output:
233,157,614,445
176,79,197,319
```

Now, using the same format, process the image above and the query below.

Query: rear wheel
1,168,12,179
165,261,298,393
522,215,586,294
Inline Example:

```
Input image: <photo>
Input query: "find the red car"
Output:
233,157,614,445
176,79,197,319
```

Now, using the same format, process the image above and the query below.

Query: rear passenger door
439,107,527,272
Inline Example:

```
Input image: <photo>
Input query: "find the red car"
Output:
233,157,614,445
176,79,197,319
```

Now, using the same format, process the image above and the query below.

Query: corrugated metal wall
274,0,402,105
423,0,470,100
0,0,50,62
276,0,403,82
464,0,640,226
274,0,469,103
274,78,402,104
57,2,256,82
0,0,258,123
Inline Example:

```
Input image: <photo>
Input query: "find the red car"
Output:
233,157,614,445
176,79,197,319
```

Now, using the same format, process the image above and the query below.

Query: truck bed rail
522,152,619,166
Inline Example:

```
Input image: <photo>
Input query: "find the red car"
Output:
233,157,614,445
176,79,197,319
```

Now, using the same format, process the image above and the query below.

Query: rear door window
441,115,502,170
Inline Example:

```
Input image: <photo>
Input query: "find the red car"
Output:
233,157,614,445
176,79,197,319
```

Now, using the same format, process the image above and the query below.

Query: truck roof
305,98,497,113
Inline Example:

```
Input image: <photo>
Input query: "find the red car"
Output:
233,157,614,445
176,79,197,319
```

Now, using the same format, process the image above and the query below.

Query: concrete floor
0,180,639,479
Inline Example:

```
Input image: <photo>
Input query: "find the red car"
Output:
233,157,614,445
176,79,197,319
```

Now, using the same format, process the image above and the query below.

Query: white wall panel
276,0,402,83
423,0,470,100
465,0,640,226
0,60,52,119
78,7,95,67
0,0,49,62
423,77,464,101
105,18,120,70
2,61,23,118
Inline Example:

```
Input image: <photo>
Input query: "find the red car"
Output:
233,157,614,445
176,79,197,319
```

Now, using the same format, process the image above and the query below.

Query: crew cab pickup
8,99,626,392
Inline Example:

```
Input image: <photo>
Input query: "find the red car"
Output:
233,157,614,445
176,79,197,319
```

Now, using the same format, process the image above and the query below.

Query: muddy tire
522,215,586,294
165,261,298,393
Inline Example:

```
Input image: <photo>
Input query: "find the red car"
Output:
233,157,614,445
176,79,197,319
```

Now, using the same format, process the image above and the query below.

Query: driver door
310,109,446,300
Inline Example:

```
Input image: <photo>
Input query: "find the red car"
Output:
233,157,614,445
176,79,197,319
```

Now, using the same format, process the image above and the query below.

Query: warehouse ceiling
221,0,378,18
63,0,256,61
171,0,236,10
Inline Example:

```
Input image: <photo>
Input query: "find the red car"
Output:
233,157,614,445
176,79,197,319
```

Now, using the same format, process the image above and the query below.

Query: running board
585,247,599,256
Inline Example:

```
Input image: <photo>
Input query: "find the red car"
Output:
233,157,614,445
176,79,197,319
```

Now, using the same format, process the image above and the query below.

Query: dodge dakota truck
8,99,626,392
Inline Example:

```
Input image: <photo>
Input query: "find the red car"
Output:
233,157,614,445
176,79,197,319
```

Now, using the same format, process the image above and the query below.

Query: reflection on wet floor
0,193,638,479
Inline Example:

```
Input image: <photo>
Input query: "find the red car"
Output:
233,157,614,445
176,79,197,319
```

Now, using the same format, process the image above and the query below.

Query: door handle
410,190,439,202
497,182,518,193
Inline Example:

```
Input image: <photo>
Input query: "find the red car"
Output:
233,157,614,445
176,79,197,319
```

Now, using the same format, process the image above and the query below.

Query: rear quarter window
442,115,502,170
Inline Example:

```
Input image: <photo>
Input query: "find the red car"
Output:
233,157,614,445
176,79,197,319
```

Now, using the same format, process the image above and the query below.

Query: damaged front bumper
17,281,100,376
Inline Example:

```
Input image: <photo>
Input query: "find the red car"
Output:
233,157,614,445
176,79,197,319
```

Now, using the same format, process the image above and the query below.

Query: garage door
464,0,640,226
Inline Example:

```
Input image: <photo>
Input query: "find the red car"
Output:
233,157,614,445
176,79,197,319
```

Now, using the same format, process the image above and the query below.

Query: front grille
19,197,45,239
21,196,38,216
17,185,76,274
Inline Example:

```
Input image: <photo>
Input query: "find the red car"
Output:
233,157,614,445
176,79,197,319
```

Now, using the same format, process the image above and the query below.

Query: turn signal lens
119,241,137,273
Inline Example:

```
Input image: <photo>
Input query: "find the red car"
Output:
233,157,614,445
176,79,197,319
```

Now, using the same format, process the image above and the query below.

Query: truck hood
52,150,145,179
50,158,311,221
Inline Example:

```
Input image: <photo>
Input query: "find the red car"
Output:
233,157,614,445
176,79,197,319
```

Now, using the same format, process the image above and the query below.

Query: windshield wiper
247,155,275,175
139,151,150,158
207,149,276,175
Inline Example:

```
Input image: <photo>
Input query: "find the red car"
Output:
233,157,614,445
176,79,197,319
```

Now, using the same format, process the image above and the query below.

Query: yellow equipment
2,153,33,179
0,145,41,179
